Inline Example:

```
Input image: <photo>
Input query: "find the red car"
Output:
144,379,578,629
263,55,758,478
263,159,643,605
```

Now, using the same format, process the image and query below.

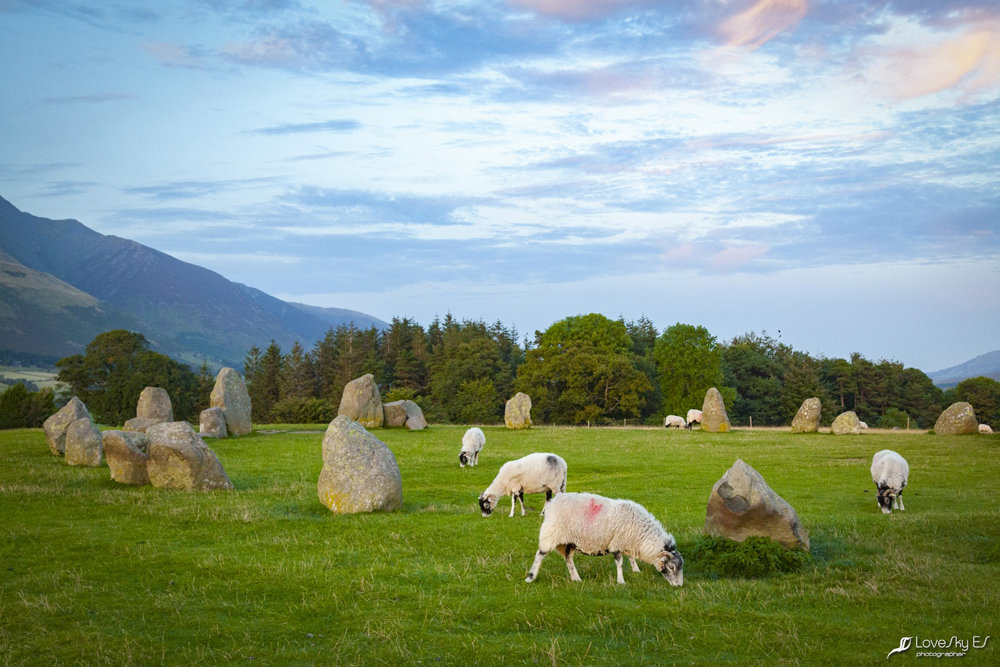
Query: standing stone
318,416,402,513
382,401,408,428
136,386,173,422
102,430,151,485
934,402,978,435
504,392,532,430
64,417,104,467
401,400,427,430
199,407,228,439
210,367,253,436
337,374,383,428
705,459,809,551
701,387,731,433
146,421,233,491
42,397,90,456
790,398,821,433
831,411,862,435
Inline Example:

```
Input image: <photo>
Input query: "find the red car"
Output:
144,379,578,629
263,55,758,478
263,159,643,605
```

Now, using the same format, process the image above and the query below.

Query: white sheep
663,415,685,429
686,409,703,429
871,449,909,515
980,424,994,434
525,492,683,585
860,421,869,429
459,427,485,467
478,452,567,518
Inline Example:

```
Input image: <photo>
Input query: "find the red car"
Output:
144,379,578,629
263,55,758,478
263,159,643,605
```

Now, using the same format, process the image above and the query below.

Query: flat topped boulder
65,417,104,467
791,397,821,433
701,387,731,433
705,459,809,551
318,415,402,513
123,417,161,433
42,397,90,456
934,402,978,435
383,400,427,430
831,411,862,435
210,367,252,436
146,421,233,491
102,430,151,485
504,392,532,430
338,374,383,428
136,386,173,422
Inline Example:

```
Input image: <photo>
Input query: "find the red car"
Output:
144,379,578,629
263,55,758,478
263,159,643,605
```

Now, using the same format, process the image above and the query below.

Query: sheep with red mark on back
525,492,683,586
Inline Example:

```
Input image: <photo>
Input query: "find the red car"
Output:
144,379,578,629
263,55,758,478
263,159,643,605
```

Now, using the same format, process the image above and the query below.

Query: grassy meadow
1,423,998,665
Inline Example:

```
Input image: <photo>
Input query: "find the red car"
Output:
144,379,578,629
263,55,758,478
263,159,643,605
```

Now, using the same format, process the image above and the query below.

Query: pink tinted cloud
878,24,1000,100
507,0,658,22
719,0,808,51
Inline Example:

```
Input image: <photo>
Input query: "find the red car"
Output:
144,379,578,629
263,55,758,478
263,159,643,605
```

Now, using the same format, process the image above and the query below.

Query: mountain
927,350,1000,388
0,196,387,368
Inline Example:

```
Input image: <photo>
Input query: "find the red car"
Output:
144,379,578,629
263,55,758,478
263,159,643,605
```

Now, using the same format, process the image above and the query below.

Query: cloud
251,119,360,135
506,0,661,22
40,93,136,105
718,0,808,51
123,178,277,201
876,23,1000,100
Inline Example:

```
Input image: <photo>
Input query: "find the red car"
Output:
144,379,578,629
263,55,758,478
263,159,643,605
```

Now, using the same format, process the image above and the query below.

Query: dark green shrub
688,535,811,578
268,396,336,424
877,407,912,429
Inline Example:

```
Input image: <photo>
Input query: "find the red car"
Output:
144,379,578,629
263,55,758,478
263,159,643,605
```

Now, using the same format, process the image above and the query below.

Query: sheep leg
517,491,526,516
525,549,548,583
614,552,626,584
509,493,517,518
629,556,640,573
563,545,582,582
896,494,904,511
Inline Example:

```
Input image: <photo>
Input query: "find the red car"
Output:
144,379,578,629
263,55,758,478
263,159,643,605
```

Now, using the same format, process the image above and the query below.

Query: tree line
2,318,997,430
238,314,998,430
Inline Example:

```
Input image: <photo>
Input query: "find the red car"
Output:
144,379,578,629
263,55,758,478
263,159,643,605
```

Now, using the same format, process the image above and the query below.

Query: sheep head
478,494,497,517
876,483,897,514
657,548,684,587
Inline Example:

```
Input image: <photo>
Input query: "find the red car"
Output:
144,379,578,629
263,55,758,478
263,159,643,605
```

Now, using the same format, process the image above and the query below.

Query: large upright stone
102,430,151,485
64,417,104,467
705,459,809,551
338,374,383,428
42,397,90,456
136,386,173,422
790,397,821,433
505,392,532,430
146,421,233,491
210,367,253,436
934,402,978,435
318,416,402,513
831,411,862,435
199,407,228,439
701,387,731,433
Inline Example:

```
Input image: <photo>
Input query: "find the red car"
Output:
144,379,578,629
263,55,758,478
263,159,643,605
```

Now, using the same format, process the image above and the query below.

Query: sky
2,0,999,373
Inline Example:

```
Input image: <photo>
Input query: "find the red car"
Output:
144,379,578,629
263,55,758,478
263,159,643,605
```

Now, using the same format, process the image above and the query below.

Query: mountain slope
928,350,1000,388
0,196,386,367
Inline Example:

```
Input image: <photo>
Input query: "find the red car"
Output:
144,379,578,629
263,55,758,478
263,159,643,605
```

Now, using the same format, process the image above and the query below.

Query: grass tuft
687,536,811,578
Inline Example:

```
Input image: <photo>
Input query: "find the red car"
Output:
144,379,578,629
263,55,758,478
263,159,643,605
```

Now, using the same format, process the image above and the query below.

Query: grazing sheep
663,415,685,429
479,453,567,518
459,427,485,467
980,424,994,434
686,409,703,429
525,492,683,585
860,421,869,429
871,449,909,515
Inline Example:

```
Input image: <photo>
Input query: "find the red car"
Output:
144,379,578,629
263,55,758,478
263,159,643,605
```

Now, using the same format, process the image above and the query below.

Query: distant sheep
686,409,703,429
860,421,869,429
663,415,685,429
479,453,567,518
980,424,994,434
525,492,683,586
459,427,485,467
871,449,909,515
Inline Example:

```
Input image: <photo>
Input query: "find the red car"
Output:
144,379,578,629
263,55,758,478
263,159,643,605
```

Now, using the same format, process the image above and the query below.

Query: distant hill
0,196,387,368
927,350,1000,388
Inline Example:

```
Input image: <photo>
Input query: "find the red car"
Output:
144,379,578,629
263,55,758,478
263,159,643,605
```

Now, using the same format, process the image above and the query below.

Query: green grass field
1,424,998,665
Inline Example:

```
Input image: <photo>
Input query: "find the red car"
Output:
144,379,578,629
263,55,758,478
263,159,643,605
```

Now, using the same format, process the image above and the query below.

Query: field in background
1,425,998,664
0,365,59,393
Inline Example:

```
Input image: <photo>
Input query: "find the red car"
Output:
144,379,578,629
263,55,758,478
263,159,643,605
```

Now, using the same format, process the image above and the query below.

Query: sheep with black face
525,492,683,586
459,427,485,467
478,452,567,518
871,449,909,514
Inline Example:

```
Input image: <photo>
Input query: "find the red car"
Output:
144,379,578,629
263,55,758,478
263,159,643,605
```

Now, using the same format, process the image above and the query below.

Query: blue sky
2,0,998,372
